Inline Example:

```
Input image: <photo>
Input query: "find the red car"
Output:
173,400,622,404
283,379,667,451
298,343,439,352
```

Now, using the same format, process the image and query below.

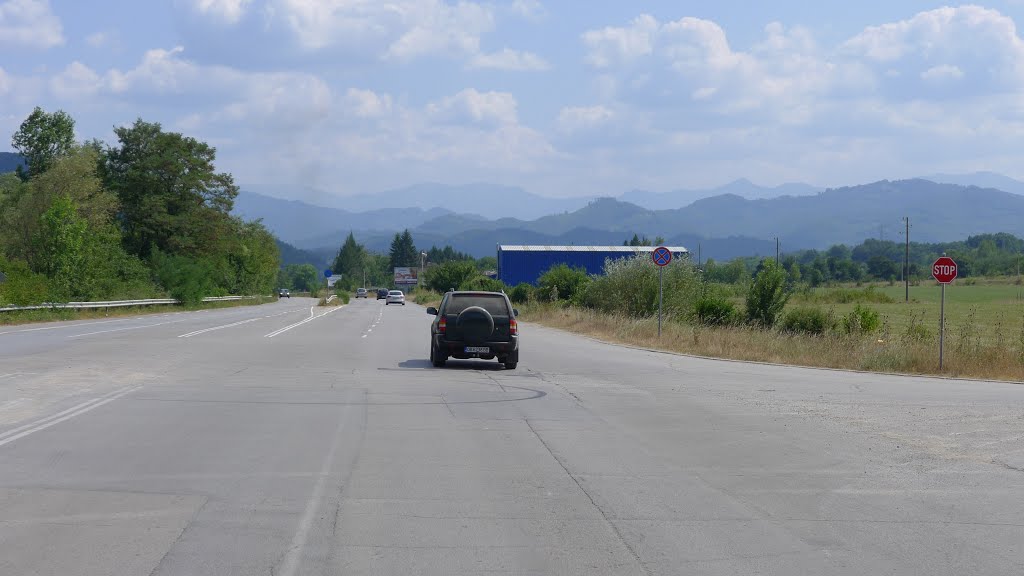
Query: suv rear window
444,294,510,316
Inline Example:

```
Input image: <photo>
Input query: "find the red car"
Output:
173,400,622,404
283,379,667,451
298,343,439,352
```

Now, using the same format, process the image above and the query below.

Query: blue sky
4,1,1024,200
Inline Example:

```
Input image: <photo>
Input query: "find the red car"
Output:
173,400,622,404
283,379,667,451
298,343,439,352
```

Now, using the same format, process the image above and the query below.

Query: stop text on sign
932,256,958,284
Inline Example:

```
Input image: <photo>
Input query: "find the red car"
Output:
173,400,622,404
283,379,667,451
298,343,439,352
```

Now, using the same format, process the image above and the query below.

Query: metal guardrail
0,295,255,312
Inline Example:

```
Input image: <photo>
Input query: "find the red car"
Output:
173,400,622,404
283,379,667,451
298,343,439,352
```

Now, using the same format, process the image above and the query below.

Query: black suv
376,288,388,300
426,291,519,369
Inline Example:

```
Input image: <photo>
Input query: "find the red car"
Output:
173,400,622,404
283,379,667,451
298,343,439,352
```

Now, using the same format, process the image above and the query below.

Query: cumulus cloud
921,64,964,81
50,61,104,99
557,105,613,133
190,0,253,24
427,88,519,126
0,0,63,48
468,48,549,71
345,88,393,118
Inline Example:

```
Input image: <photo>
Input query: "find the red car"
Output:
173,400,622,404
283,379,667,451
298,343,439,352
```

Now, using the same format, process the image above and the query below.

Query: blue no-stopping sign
652,246,672,267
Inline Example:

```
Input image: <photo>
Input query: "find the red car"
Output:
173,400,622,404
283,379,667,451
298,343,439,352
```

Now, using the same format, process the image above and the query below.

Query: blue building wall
497,247,688,286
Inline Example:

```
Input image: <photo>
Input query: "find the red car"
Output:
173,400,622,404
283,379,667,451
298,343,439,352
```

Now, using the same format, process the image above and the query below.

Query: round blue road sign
323,269,333,278
652,246,672,267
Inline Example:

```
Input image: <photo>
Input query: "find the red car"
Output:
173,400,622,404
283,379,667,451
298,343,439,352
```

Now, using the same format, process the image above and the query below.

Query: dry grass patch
518,303,1024,382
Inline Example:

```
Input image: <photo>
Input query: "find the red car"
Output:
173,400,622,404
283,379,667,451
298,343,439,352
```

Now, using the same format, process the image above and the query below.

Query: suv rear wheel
430,343,446,367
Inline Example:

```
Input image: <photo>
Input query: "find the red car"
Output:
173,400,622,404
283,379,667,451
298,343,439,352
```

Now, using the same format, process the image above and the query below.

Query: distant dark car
277,289,290,298
356,288,368,298
427,291,519,369
377,288,388,300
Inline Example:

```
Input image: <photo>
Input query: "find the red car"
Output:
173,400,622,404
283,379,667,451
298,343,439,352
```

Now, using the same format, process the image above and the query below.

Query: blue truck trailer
497,245,689,286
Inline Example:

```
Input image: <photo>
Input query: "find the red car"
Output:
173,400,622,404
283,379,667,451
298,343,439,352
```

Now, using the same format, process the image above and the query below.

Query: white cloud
469,48,549,71
191,0,253,24
510,0,543,19
557,105,613,133
582,14,658,68
427,88,518,126
843,6,1024,88
921,64,964,81
0,0,63,48
345,88,392,118
50,61,103,99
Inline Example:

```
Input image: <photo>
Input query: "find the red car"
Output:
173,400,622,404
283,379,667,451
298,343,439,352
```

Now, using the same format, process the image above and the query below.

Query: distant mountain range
248,178,1024,261
0,152,25,174
232,191,454,246
619,179,821,210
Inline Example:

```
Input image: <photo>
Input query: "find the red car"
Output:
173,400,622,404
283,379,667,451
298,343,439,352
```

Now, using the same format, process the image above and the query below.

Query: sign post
932,255,958,370
652,246,673,337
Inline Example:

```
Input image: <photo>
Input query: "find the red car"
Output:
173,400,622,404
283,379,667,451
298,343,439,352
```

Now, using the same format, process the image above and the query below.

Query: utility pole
697,243,701,268
903,216,910,303
775,237,780,266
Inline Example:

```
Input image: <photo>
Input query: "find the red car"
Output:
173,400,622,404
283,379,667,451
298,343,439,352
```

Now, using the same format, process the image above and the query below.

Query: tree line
0,107,279,305
701,233,1024,286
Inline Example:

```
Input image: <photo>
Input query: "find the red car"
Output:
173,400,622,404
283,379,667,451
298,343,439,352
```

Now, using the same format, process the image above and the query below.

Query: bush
151,251,218,306
460,275,505,292
423,260,477,293
538,264,590,303
780,307,834,335
583,256,700,318
842,304,881,334
0,256,51,305
508,282,534,304
693,294,738,326
745,260,790,327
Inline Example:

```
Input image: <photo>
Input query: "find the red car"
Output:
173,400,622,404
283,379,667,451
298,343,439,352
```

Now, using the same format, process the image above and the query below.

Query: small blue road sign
652,246,672,267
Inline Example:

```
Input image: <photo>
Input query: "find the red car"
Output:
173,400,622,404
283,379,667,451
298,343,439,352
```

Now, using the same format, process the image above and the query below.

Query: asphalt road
1,297,1022,575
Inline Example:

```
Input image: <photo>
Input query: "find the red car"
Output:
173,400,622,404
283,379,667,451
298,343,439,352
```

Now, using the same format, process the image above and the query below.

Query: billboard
393,267,419,285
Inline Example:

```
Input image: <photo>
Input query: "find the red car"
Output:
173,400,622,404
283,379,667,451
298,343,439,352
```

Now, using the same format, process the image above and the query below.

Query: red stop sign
932,256,958,284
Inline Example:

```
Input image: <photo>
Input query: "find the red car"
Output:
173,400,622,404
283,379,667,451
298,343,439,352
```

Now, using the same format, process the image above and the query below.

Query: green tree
280,263,320,292
745,259,789,327
103,119,238,259
332,232,366,285
225,219,280,295
34,195,88,300
423,260,477,292
389,229,419,269
538,264,590,302
11,107,76,179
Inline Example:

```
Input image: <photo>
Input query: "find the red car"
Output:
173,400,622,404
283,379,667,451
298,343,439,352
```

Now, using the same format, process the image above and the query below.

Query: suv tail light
438,316,447,334
509,316,517,336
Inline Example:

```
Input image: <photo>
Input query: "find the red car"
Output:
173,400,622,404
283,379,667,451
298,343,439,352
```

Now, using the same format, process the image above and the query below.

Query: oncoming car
427,291,519,369
386,290,405,305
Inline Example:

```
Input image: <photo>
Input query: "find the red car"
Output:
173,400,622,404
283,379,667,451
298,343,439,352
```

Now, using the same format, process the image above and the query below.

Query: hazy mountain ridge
0,152,25,174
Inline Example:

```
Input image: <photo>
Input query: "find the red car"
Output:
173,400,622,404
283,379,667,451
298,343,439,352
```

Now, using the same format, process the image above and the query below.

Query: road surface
1,298,1022,575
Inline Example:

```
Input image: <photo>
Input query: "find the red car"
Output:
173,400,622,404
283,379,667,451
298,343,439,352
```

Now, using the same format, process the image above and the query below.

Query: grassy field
0,296,277,326
793,281,1024,347
413,284,1024,381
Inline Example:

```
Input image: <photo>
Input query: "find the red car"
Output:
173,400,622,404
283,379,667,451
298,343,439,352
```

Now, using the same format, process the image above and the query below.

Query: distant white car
386,290,406,305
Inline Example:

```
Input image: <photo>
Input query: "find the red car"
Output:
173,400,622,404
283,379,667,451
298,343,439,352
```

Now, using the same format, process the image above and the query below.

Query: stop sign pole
932,255,958,370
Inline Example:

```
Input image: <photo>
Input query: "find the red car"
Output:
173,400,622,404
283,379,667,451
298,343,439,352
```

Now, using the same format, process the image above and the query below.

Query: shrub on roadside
538,264,590,303
423,260,477,293
460,275,506,292
693,294,738,326
0,256,51,306
508,282,534,304
745,260,789,328
780,307,834,335
842,304,881,334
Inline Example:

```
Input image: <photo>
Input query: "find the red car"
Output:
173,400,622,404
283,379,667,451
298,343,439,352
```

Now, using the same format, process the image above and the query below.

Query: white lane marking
178,317,264,338
263,305,344,338
0,385,142,448
0,316,161,336
67,319,189,338
361,335,367,338
276,403,351,576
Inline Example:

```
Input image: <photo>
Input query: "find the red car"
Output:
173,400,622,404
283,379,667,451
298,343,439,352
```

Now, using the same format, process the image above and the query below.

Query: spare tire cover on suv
456,306,495,344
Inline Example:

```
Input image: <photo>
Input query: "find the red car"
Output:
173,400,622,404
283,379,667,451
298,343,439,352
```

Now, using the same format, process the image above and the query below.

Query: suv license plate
465,346,490,354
